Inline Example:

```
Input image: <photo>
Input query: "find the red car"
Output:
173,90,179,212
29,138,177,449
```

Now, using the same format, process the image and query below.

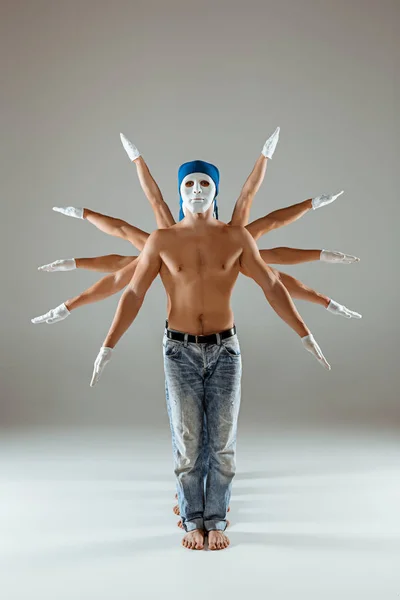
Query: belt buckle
195,334,199,343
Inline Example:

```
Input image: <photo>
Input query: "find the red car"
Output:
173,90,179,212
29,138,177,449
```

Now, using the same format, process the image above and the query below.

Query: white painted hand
38,258,77,272
261,126,280,159
320,250,360,264
301,334,331,370
327,300,362,319
31,303,70,324
120,133,141,162
52,206,84,219
312,190,344,210
90,347,113,387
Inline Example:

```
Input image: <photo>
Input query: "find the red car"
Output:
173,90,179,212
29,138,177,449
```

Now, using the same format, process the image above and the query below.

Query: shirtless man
31,133,360,548
85,159,335,552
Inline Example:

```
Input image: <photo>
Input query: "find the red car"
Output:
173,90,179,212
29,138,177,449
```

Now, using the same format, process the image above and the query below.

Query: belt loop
216,332,221,346
184,333,189,348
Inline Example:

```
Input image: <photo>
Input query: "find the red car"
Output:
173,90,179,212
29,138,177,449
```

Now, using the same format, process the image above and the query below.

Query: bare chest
160,236,241,277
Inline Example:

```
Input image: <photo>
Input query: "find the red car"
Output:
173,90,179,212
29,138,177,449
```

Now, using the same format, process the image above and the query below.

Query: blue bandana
178,160,220,221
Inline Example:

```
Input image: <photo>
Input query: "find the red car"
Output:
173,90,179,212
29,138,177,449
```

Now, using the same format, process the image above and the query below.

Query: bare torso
158,221,243,335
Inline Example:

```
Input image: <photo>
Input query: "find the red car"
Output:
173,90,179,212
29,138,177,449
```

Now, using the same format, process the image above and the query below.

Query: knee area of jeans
174,454,202,474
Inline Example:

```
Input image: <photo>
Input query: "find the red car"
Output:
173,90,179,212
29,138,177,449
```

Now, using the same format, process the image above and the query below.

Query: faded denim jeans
163,328,242,533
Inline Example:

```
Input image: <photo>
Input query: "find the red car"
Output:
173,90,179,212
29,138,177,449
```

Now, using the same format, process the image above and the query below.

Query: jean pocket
221,338,241,357
163,339,182,358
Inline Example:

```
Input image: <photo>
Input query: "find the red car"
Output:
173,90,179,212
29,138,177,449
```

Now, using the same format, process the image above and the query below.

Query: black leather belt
165,322,236,344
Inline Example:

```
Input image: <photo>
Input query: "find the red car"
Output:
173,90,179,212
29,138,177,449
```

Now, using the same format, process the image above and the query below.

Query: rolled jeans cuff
183,518,204,532
204,519,227,532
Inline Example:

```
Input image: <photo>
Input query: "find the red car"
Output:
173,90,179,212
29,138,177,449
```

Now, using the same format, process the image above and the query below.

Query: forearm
148,200,176,229
75,255,137,272
247,199,312,240
83,209,149,250
271,268,330,307
260,247,321,265
103,288,144,348
230,155,267,226
262,277,310,337
134,157,175,228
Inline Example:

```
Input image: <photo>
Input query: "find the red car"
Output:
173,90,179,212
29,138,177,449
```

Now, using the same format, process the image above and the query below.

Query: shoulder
144,226,182,251
227,225,253,244
146,228,173,243
141,229,168,254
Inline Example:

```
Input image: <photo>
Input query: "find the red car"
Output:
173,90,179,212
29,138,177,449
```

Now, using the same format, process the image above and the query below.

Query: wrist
299,326,311,338
103,338,116,349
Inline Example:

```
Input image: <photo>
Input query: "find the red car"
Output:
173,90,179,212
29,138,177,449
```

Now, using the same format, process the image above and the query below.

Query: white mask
180,172,216,216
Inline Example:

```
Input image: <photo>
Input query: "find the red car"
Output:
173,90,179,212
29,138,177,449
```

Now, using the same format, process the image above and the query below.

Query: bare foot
177,518,230,529
207,530,230,550
182,529,205,550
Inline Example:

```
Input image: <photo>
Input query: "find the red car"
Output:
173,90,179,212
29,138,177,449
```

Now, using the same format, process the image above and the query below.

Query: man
89,159,331,551
31,130,361,546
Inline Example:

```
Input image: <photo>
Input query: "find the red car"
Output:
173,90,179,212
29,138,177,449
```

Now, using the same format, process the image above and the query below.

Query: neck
181,204,217,226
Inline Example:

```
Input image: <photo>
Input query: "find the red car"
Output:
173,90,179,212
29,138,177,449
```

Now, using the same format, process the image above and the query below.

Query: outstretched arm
134,157,175,228
240,263,361,318
246,199,312,240
120,133,176,229
259,248,360,265
260,247,321,265
246,191,344,241
238,227,330,369
65,259,139,311
31,259,139,325
74,255,135,272
38,255,136,273
84,209,150,250
230,127,280,226
90,231,163,386
239,228,310,337
229,155,268,226
52,206,150,251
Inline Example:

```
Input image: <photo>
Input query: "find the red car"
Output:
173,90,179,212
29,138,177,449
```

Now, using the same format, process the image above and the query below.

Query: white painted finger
31,313,50,324
319,354,331,370
90,369,99,387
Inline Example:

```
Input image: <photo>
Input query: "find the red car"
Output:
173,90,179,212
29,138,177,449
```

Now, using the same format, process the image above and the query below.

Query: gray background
1,0,398,430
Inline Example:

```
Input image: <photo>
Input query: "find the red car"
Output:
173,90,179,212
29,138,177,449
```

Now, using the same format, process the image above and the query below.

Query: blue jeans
163,328,242,532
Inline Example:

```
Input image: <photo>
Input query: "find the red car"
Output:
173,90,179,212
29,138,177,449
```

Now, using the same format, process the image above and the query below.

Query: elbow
126,285,146,305
266,219,277,233
262,271,280,294
113,268,132,290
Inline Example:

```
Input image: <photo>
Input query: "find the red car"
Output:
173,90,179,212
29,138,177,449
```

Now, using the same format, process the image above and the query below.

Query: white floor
1,426,399,599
